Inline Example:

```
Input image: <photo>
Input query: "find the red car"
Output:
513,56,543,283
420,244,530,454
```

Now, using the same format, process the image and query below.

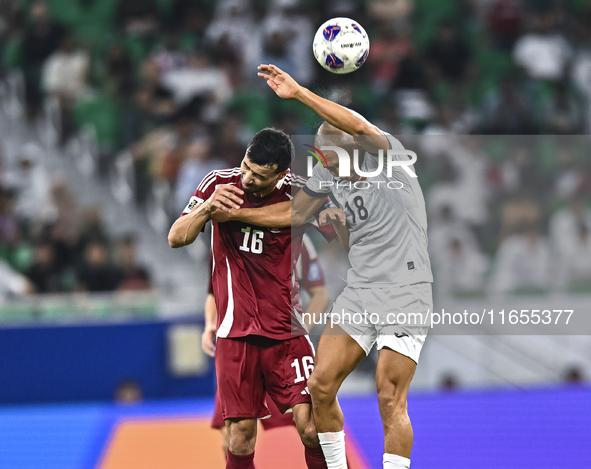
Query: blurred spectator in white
427,141,490,234
425,21,474,86
513,11,572,82
21,0,65,116
205,0,259,78
367,0,414,24
3,143,49,221
549,196,591,256
500,144,544,196
151,35,187,75
174,136,225,213
116,0,159,36
556,222,591,291
42,34,90,142
481,74,535,133
540,81,583,134
160,50,232,122
26,241,64,293
368,21,412,94
428,205,479,264
552,147,587,200
0,259,33,300
434,238,488,297
117,235,152,291
258,30,298,85
492,227,551,295
42,34,90,100
259,0,313,86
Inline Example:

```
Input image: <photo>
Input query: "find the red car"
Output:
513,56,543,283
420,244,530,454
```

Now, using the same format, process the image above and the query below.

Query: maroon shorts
211,390,295,430
216,335,314,421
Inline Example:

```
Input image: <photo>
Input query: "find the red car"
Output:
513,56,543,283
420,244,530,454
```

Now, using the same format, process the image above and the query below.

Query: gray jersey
304,134,432,288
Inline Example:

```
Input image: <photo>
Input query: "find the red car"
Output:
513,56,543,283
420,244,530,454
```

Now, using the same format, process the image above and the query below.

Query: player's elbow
168,229,185,248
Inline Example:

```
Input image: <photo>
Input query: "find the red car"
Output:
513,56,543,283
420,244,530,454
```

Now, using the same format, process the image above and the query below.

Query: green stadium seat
73,95,121,148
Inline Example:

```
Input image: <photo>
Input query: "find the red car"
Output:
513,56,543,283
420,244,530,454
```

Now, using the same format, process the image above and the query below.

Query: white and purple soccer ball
313,17,370,74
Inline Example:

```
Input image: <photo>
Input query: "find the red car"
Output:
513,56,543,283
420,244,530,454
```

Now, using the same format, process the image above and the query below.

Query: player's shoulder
196,167,241,193
278,172,308,190
381,131,405,151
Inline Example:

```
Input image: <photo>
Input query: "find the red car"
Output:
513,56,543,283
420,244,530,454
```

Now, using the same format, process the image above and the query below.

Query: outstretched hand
257,64,301,100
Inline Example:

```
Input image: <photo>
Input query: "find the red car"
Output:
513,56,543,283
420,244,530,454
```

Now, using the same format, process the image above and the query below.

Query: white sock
318,431,347,469
383,453,411,468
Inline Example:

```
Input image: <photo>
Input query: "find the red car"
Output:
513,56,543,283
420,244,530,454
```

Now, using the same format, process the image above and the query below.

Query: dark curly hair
246,127,294,173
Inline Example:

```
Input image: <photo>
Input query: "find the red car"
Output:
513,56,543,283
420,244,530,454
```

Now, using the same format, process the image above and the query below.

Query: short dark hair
246,128,294,173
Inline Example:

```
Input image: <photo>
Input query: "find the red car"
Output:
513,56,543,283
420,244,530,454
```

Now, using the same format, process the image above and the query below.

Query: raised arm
258,64,389,154
168,185,244,248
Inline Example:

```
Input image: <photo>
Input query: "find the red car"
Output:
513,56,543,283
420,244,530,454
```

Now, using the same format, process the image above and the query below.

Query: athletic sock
304,444,328,469
227,450,256,469
318,431,347,469
383,453,410,468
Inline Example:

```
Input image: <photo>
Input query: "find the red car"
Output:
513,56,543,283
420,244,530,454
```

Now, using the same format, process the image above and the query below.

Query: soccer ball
313,18,370,74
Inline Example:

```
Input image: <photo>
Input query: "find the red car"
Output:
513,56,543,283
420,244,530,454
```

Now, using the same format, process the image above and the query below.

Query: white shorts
328,282,432,364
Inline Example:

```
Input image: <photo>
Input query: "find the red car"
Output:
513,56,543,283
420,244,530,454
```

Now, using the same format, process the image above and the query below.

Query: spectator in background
513,10,572,82
100,44,135,102
115,0,159,36
0,187,18,244
540,81,583,134
258,30,298,87
21,0,65,116
168,0,213,37
552,147,588,200
498,198,542,242
160,50,232,123
45,180,79,271
480,74,536,134
3,143,49,222
212,112,248,168
77,206,110,252
572,16,591,133
0,259,33,300
435,237,488,297
556,222,591,291
174,136,225,214
492,226,551,295
151,35,187,75
486,0,525,51
26,241,63,293
425,21,473,85
428,205,479,264
116,235,151,291
549,195,591,256
130,58,177,141
76,241,121,292
259,0,314,86
368,20,412,94
42,34,90,142
500,144,544,197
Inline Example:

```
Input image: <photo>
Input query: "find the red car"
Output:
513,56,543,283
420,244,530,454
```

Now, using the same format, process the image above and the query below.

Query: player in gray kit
212,64,433,469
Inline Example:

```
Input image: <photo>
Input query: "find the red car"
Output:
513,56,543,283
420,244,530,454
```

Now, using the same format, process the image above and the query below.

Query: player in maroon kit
205,234,330,458
168,128,331,469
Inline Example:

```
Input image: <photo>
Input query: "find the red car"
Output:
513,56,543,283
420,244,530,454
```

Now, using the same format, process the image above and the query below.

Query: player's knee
377,383,408,417
307,373,336,405
227,420,256,455
296,420,319,447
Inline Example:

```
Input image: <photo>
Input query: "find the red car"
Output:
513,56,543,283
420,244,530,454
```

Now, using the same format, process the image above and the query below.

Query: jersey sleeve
303,162,334,198
180,170,219,216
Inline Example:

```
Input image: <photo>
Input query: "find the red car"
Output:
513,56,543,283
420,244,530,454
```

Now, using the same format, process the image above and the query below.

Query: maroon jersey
182,168,332,340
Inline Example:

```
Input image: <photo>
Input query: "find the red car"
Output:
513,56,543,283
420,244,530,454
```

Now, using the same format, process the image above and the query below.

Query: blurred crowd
0,144,151,300
2,0,591,297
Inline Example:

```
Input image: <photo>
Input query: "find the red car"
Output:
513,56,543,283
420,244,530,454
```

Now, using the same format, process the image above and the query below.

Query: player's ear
277,169,289,180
